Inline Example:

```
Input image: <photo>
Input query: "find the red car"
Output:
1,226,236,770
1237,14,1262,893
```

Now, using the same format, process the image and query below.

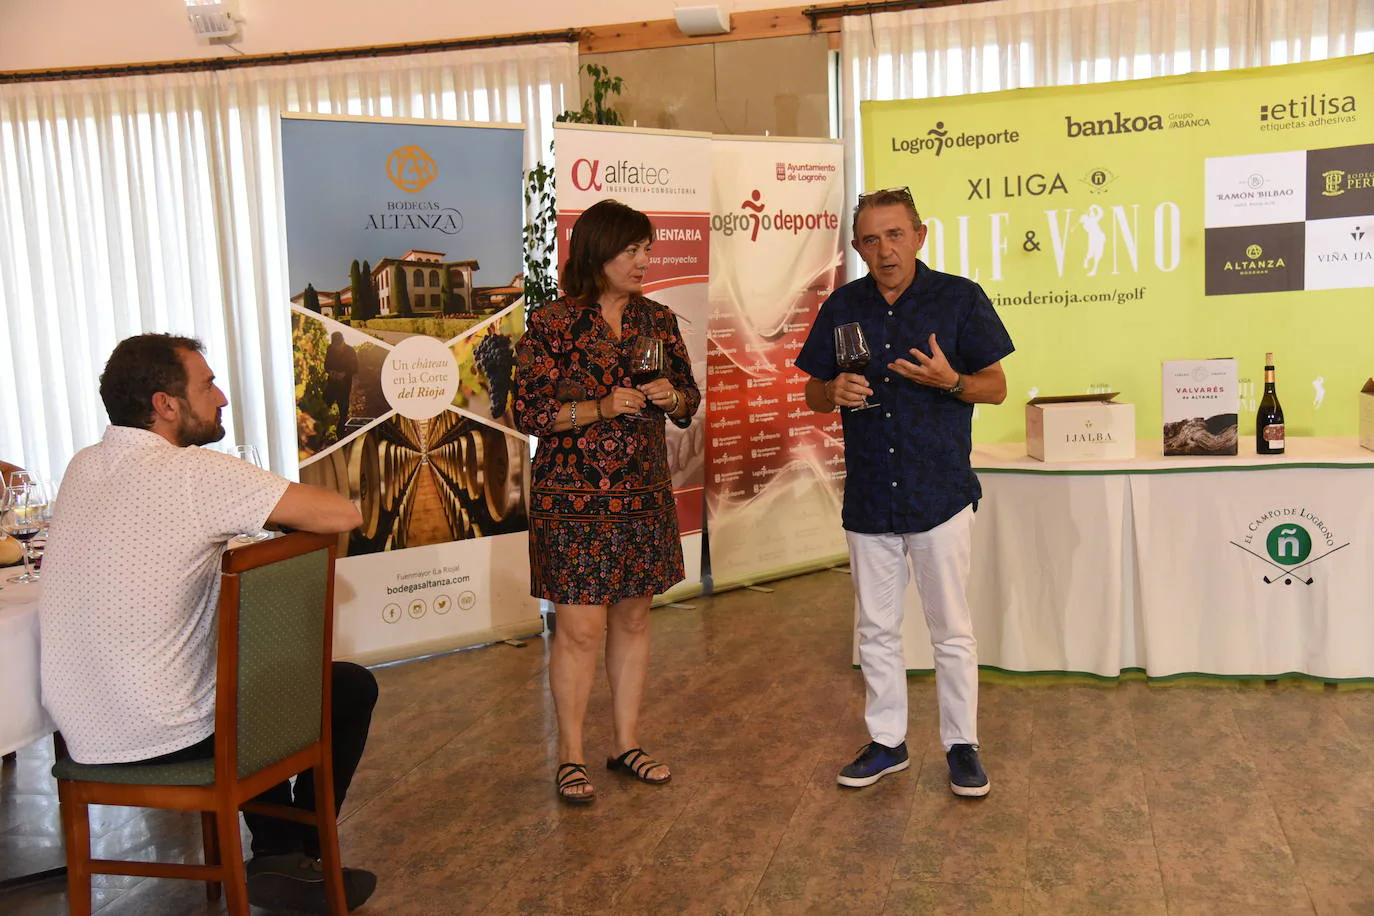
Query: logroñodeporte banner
281,113,539,664
863,55,1374,444
553,123,711,599
706,136,848,589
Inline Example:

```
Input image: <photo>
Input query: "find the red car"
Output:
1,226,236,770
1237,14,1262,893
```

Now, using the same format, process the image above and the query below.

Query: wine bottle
1256,351,1285,455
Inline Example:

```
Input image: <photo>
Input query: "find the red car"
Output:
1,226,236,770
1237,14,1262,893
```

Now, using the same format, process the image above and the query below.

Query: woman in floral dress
513,199,700,804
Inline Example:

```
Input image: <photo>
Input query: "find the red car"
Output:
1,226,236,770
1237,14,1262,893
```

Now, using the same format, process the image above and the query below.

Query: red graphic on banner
705,276,842,515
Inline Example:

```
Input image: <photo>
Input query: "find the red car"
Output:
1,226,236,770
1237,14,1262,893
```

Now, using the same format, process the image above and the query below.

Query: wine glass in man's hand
834,322,878,410
625,336,665,419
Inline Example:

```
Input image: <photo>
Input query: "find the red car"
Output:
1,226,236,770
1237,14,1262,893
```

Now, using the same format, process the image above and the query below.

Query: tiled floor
6,567,1374,914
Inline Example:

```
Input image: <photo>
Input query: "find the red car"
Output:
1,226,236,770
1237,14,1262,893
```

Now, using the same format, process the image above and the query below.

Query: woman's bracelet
668,389,682,416
595,396,605,421
569,400,579,428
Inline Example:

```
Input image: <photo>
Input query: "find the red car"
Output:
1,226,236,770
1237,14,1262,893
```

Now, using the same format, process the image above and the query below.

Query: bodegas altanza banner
863,54,1373,445
554,122,711,599
705,136,848,590
281,113,539,664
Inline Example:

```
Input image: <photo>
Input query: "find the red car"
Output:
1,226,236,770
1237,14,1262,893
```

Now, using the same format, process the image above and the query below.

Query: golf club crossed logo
1229,519,1349,586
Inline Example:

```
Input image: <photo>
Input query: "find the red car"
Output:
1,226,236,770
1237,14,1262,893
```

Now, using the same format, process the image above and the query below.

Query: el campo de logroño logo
1229,506,1350,586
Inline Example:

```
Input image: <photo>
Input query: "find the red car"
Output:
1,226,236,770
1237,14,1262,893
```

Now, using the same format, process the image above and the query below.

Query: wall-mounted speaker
672,5,732,37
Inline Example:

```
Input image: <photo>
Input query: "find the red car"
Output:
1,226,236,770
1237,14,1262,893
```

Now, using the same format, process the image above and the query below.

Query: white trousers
847,505,978,750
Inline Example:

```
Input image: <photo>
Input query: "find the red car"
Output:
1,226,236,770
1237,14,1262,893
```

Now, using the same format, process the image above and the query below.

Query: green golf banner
862,54,1373,444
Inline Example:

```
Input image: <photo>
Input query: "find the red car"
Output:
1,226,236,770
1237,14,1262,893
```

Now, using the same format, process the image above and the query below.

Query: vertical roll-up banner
282,113,539,664
553,123,711,600
862,55,1374,444
706,137,848,590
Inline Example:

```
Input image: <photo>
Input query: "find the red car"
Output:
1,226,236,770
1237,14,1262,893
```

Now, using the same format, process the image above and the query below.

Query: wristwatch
944,374,965,396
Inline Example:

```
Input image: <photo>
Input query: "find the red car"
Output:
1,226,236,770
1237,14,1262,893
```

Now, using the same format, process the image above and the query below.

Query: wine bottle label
1261,424,1285,445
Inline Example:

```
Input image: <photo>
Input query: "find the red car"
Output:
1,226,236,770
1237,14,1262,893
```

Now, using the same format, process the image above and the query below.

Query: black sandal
556,763,596,804
606,748,672,785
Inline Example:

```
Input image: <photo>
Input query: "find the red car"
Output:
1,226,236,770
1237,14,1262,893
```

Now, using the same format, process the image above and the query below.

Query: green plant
560,64,625,127
522,64,628,311
522,161,560,309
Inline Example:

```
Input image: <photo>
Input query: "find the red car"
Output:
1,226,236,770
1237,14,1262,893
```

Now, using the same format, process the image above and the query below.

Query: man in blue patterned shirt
795,188,1014,797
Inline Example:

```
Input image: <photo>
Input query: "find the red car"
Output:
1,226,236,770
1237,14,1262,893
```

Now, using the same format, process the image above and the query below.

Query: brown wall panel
582,33,831,138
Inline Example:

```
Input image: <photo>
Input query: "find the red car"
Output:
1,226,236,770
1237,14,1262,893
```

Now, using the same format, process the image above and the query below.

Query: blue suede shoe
837,740,909,788
947,743,990,798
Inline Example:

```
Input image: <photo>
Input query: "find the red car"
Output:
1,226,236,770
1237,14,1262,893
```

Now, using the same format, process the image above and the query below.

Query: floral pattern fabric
513,294,701,605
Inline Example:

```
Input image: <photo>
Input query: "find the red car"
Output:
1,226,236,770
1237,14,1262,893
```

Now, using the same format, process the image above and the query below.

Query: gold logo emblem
386,146,438,193
1245,244,1263,259
1322,169,1346,197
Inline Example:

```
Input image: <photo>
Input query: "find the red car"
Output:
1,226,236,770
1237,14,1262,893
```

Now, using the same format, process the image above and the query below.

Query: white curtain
0,43,579,481
841,0,1374,234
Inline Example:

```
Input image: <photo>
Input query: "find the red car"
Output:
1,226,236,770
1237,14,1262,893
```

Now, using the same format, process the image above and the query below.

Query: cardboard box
1162,358,1238,456
1360,379,1374,452
1026,393,1136,461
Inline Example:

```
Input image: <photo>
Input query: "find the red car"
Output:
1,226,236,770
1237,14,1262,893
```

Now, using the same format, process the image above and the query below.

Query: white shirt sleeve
182,447,292,541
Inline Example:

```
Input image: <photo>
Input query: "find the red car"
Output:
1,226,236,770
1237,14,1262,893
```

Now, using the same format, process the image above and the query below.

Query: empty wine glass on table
2,480,51,584
625,336,665,420
229,445,271,542
834,322,878,410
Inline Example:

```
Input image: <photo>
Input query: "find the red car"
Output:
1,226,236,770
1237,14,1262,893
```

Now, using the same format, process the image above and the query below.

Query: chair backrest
214,532,337,781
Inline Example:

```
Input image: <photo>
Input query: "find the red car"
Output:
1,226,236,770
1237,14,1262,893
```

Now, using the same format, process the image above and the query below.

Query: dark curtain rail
0,29,581,85
802,0,990,30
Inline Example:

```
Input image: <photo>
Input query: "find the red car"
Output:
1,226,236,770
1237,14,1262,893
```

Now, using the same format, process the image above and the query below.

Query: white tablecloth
0,578,53,754
872,437,1374,679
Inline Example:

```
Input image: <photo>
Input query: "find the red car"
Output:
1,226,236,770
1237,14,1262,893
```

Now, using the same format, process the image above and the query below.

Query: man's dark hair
561,199,655,303
99,334,205,429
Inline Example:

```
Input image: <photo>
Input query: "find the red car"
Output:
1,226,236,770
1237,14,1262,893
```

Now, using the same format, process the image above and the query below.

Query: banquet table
0,577,53,755
876,437,1374,680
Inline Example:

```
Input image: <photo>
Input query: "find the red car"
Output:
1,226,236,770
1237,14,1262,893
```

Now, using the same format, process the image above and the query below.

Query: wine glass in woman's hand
625,336,665,420
834,322,878,410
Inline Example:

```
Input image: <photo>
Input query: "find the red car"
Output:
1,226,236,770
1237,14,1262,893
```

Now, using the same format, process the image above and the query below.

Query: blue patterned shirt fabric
795,261,1015,535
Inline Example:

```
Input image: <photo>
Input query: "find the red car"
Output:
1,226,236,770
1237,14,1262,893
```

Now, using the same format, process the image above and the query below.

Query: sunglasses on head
858,186,914,202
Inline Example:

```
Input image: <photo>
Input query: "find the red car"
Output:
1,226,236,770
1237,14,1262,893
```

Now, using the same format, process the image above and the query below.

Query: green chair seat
52,757,215,787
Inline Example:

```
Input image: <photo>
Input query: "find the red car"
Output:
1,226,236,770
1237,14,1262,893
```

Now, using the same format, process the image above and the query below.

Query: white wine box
1026,393,1136,462
1360,379,1374,452
1162,358,1238,456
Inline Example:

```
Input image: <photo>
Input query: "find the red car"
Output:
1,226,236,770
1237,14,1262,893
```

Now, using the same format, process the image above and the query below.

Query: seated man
40,334,377,914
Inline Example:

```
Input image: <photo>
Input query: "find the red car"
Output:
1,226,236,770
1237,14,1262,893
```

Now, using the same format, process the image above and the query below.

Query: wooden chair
53,531,349,915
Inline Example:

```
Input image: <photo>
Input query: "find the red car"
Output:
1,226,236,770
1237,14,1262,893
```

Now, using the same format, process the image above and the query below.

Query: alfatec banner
553,123,711,598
